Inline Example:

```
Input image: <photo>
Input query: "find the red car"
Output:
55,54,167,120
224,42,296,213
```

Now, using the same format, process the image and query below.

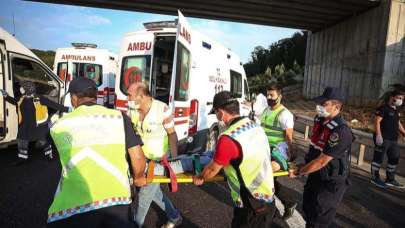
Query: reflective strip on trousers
44,146,52,155
387,164,396,173
18,149,28,159
371,162,381,171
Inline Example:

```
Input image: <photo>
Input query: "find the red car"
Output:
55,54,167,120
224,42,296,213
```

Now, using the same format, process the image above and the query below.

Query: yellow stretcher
149,170,290,184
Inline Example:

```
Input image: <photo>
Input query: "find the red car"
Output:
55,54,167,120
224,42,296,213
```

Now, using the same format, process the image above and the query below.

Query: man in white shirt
260,83,296,220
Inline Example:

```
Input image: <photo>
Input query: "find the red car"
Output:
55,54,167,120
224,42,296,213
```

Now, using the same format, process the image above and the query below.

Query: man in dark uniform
371,90,405,188
290,87,353,228
0,81,69,164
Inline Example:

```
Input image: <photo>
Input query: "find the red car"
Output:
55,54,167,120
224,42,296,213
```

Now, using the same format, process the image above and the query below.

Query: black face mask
267,96,280,107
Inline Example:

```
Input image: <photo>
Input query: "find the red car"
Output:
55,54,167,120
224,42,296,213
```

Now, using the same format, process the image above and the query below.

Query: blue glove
0,89,8,97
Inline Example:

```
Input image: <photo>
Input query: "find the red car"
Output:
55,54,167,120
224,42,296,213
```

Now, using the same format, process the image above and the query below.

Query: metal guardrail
294,114,405,166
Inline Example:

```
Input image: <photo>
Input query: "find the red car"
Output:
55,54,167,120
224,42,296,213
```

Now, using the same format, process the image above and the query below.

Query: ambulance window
12,58,60,102
174,42,190,101
120,55,151,95
82,63,102,87
57,62,68,81
71,63,102,87
230,70,242,98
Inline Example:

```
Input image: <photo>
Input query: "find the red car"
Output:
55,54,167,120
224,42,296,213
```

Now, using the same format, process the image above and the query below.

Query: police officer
193,91,276,228
290,87,353,228
47,77,147,228
371,90,405,188
260,83,297,220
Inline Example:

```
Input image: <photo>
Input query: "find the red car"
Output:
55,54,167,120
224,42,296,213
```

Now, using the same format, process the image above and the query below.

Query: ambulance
0,27,65,148
53,43,118,107
115,11,251,153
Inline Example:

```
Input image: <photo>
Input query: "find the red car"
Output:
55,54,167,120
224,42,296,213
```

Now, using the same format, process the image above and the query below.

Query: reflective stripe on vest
48,105,131,222
128,99,169,160
222,117,274,208
18,96,49,125
260,105,286,146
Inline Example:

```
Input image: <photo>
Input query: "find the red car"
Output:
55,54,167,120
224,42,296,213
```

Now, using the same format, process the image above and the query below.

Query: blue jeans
135,183,180,226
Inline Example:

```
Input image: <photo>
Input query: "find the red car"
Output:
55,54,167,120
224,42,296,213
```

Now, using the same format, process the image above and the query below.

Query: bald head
128,82,151,98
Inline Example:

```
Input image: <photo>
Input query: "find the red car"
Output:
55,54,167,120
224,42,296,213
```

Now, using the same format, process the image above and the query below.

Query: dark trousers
231,200,276,228
371,140,400,181
47,205,134,228
17,138,52,160
303,176,348,228
274,177,295,208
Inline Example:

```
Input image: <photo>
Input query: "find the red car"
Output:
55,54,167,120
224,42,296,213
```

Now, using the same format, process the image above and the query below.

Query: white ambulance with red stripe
115,11,251,153
53,43,117,107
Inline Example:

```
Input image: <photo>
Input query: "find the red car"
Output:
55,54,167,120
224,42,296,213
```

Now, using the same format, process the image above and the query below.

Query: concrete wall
382,0,405,90
303,0,405,106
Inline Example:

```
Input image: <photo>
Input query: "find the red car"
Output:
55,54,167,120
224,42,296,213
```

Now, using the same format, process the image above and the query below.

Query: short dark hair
267,83,282,94
391,90,405,97
220,100,240,115
330,100,343,111
74,87,98,99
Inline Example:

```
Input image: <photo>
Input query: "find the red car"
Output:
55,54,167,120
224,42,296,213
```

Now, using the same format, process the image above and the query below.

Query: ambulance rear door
170,11,193,141
0,40,6,140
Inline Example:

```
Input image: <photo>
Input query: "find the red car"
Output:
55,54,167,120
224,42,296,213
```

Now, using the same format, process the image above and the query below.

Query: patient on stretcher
271,142,289,172
148,151,214,176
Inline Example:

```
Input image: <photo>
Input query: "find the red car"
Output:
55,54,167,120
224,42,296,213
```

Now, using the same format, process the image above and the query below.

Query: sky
0,0,299,63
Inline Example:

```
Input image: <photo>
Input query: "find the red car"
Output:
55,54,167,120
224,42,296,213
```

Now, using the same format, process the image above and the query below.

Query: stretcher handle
161,156,178,192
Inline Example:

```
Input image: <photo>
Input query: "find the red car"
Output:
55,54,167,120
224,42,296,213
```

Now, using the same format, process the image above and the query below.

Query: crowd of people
1,78,404,228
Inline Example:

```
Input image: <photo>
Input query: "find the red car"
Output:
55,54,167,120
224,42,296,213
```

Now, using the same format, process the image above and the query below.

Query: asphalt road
1,144,404,228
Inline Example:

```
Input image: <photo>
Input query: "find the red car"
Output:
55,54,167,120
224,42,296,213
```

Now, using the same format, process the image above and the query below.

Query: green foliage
244,31,307,94
30,49,55,69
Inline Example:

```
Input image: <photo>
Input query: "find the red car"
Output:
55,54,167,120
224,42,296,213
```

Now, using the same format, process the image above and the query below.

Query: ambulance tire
206,126,219,152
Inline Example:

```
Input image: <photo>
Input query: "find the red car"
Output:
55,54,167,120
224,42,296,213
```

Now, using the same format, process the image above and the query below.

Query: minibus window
174,42,190,101
230,70,242,98
12,58,60,102
120,55,151,95
244,79,250,101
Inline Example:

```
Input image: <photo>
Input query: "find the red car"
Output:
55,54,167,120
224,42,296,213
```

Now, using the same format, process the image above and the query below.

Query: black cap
313,87,344,104
209,91,238,114
68,77,97,94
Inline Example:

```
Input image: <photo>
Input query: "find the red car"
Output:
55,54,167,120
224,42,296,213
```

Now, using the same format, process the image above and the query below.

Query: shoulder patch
328,132,340,147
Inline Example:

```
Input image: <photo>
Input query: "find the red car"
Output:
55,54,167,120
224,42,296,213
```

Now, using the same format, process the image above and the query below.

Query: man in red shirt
193,91,276,228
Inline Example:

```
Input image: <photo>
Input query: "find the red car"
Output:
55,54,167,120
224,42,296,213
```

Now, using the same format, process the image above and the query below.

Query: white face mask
316,105,330,118
394,99,403,107
20,87,25,94
128,100,140,110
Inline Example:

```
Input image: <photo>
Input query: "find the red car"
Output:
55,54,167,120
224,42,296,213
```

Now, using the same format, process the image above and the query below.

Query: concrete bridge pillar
303,0,405,106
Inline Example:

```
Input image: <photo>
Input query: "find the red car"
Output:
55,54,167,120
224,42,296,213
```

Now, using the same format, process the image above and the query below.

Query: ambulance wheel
206,127,219,151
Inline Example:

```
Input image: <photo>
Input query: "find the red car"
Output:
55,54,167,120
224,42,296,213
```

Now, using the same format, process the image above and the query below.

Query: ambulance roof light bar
71,43,98,49
143,20,178,30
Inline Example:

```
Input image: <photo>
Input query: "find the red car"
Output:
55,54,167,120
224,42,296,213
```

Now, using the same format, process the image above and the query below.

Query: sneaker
161,216,182,228
385,179,405,189
282,202,297,220
371,177,387,188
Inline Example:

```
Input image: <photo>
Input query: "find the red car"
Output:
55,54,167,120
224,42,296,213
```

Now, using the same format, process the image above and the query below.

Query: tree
31,49,55,69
